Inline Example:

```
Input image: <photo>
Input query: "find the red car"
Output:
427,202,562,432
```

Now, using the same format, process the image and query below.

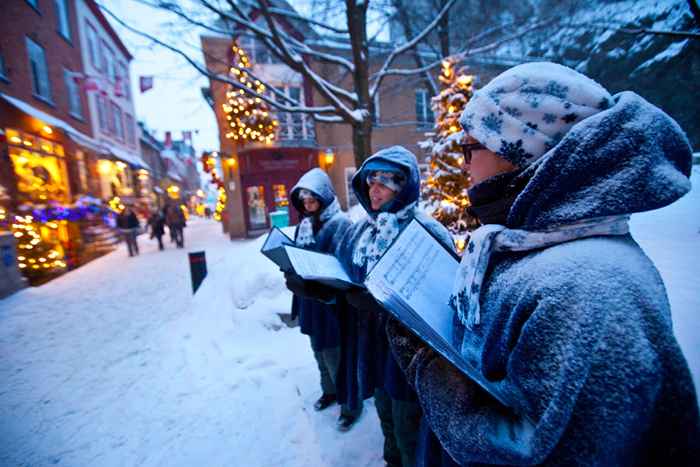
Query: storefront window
272,184,288,211
7,128,69,204
246,185,267,229
97,159,133,199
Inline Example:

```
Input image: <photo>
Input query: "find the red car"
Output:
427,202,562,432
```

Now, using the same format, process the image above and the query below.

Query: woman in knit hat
387,62,699,465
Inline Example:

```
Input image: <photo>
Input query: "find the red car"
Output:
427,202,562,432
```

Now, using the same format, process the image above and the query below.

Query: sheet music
366,219,458,343
262,228,294,252
284,246,354,284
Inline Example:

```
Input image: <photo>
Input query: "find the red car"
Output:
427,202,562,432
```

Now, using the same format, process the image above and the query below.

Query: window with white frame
238,35,281,65
274,86,314,142
124,113,135,145
86,22,100,70
55,0,71,41
96,94,108,133
112,102,124,140
416,89,434,126
101,41,115,81
119,62,130,100
64,69,82,118
26,37,52,102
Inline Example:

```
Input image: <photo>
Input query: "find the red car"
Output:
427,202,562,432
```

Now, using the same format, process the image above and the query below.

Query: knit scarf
449,215,631,329
296,198,340,247
352,201,417,271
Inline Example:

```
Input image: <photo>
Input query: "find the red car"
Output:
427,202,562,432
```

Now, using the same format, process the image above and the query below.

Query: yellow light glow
42,125,53,134
115,161,127,170
97,160,113,175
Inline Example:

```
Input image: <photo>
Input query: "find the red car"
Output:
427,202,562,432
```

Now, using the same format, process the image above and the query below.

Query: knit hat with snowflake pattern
459,62,613,167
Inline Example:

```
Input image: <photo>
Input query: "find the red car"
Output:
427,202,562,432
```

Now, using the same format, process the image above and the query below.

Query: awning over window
1,92,149,170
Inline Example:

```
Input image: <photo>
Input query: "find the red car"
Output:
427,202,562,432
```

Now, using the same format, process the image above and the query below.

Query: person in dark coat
387,62,700,466
148,210,166,251
286,168,361,431
333,147,454,467
165,204,186,248
116,206,140,257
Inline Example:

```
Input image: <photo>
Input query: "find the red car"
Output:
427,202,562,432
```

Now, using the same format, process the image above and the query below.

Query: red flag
139,76,154,93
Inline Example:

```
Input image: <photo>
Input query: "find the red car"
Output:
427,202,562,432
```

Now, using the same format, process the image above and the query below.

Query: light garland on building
222,43,278,145
214,187,227,222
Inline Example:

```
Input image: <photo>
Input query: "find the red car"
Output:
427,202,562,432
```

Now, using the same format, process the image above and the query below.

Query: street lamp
324,148,335,166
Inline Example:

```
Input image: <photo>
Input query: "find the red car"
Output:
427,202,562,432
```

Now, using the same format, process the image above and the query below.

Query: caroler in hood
286,168,360,431
387,62,699,466
332,146,455,467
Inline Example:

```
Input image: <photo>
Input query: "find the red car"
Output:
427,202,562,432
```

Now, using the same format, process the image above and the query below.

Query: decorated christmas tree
420,59,478,252
222,43,278,145
12,215,66,281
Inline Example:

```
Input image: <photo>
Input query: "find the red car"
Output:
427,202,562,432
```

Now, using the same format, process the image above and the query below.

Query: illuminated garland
214,187,227,222
223,43,278,144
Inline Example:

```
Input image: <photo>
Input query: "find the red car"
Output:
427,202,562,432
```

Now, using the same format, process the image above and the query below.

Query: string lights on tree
420,59,479,253
222,43,278,145
11,215,66,280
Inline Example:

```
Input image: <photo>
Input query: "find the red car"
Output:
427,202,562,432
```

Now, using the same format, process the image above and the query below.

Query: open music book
364,218,513,408
260,228,362,290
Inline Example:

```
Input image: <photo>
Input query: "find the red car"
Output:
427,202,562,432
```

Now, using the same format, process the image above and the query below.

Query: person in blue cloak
286,168,361,431
333,146,455,467
387,62,700,465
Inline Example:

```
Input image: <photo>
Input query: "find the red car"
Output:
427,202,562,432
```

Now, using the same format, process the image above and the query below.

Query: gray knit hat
459,62,613,167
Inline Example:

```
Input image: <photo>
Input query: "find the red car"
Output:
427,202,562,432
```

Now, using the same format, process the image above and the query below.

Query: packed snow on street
1,169,698,467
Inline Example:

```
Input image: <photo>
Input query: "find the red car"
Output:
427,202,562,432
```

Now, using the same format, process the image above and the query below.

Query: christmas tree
420,59,478,252
222,43,278,145
12,214,66,282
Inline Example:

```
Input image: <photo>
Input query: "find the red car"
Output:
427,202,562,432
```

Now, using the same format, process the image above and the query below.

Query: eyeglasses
460,142,486,164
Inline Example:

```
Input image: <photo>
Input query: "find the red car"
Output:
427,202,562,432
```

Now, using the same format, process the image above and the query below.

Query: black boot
313,393,336,411
336,413,358,432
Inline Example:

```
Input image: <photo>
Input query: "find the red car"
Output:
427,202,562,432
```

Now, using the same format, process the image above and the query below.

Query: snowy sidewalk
0,220,382,467
1,169,699,466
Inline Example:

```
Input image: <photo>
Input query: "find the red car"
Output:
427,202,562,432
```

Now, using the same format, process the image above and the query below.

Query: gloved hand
284,272,336,304
386,315,435,386
345,288,382,312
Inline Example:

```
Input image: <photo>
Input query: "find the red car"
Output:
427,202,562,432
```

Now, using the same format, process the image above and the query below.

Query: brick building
0,0,149,284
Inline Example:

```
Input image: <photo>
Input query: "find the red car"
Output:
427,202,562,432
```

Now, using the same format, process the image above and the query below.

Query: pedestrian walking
387,62,700,465
165,204,186,248
116,206,140,257
148,210,166,251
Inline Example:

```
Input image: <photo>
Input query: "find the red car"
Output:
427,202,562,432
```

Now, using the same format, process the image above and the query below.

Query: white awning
108,145,150,170
1,92,150,170
0,92,102,150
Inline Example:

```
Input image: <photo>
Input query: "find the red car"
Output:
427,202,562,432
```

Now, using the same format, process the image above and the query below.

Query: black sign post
189,251,207,294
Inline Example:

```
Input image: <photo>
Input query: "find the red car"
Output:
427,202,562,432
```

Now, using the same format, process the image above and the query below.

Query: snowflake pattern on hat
458,62,613,167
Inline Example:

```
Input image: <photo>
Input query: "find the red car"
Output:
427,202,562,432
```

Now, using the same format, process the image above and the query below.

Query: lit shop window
246,185,267,229
272,184,288,210
6,128,69,203
97,159,133,199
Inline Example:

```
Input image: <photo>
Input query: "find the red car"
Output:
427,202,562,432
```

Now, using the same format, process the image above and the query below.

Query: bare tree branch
371,0,457,98
99,3,339,117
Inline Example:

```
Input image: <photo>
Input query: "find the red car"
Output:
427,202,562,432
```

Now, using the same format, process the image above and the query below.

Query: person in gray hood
388,62,699,465
286,168,360,431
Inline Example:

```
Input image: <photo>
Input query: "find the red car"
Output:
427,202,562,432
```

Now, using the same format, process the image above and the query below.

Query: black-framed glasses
460,142,486,164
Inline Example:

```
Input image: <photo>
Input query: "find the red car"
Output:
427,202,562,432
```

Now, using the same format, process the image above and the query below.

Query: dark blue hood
290,168,337,214
508,91,693,230
352,146,421,215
